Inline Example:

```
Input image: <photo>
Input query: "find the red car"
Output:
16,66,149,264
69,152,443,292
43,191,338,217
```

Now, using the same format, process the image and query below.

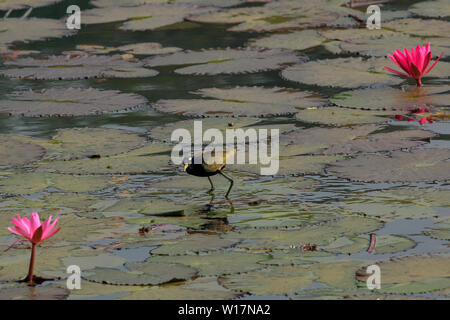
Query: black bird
184,148,236,198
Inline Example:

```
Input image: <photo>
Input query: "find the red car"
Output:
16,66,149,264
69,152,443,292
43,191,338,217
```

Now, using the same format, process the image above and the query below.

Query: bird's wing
203,148,236,172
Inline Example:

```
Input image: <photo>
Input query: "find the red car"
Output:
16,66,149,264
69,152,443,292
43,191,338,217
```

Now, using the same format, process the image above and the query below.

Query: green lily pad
0,137,45,169
1,54,157,80
356,254,450,294
116,42,182,55
227,215,383,251
51,128,146,160
92,0,248,7
0,284,69,300
339,34,450,58
231,154,343,176
0,172,111,194
0,18,72,47
189,0,360,33
248,30,328,51
120,276,239,300
282,57,403,88
219,265,316,295
372,235,417,254
409,0,450,18
82,4,216,31
83,261,197,285
295,107,395,125
0,88,148,117
150,251,270,276
151,234,238,255
154,86,327,117
328,149,450,182
345,188,449,221
330,86,450,111
382,18,450,37
145,48,305,75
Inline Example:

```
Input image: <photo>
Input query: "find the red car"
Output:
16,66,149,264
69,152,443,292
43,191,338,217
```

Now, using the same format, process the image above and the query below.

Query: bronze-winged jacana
184,148,236,198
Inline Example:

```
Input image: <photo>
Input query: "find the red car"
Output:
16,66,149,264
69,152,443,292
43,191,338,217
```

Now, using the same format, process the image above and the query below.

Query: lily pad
83,262,197,285
51,127,146,160
116,42,181,55
153,86,327,117
0,88,148,117
150,251,269,276
330,86,450,111
382,18,450,38
0,172,111,195
295,107,395,125
0,284,69,300
189,0,360,33
339,34,450,58
82,4,216,31
248,30,329,51
145,48,305,75
0,137,45,169
328,149,450,182
151,234,238,255
282,57,403,88
340,189,450,221
1,54,158,80
37,143,171,174
409,0,450,18
0,18,72,47
92,0,249,7
356,254,450,294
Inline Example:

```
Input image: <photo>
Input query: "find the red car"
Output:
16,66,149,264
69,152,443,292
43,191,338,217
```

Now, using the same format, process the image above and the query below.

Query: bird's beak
184,164,188,171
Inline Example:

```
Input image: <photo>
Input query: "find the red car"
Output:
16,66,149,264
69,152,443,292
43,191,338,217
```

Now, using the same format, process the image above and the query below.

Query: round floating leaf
1,54,157,80
322,129,435,154
116,42,181,55
227,215,383,251
328,149,450,182
120,277,239,300
248,30,328,51
145,48,305,75
371,235,416,254
52,127,146,160
154,86,327,117
356,254,450,294
149,118,261,143
330,86,450,111
279,125,379,156
282,57,403,88
231,155,343,176
38,143,171,174
219,265,316,295
92,0,248,7
295,107,395,125
190,0,360,33
0,284,69,300
0,18,72,46
319,28,396,42
83,262,197,285
340,188,449,221
0,172,111,195
0,87,148,117
150,251,269,276
339,34,450,58
151,234,238,255
82,4,216,31
409,0,450,18
0,139,45,169
382,18,450,37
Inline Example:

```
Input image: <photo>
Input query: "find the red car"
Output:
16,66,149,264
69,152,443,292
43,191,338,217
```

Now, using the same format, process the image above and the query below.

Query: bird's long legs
207,176,215,194
219,171,234,199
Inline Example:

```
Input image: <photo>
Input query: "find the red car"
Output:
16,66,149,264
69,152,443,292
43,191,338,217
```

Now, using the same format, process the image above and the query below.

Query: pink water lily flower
8,212,60,244
8,212,60,283
384,42,442,87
